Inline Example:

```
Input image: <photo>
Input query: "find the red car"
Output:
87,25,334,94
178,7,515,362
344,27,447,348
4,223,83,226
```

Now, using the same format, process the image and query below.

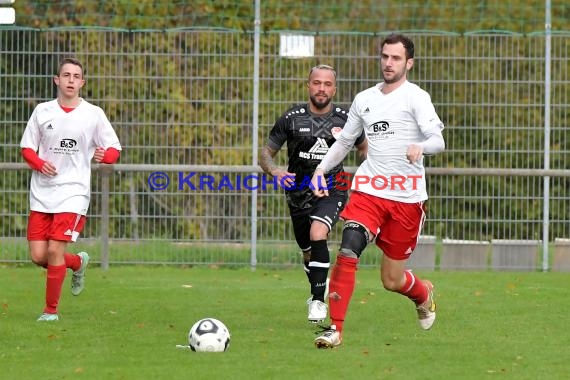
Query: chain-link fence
1,21,570,270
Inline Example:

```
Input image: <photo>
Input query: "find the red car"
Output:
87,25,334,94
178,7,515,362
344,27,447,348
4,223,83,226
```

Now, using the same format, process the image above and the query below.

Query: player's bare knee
338,222,370,259
46,246,59,257
309,220,330,241
30,255,46,267
380,277,401,292
380,272,404,291
310,230,329,241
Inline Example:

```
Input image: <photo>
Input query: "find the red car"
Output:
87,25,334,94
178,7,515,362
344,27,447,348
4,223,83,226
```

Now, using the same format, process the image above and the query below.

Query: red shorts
27,211,86,242
340,191,426,260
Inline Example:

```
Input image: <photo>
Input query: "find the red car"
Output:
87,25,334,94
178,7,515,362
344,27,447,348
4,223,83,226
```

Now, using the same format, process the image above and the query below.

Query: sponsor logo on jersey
298,138,329,160
308,138,329,154
51,138,79,155
368,121,393,140
371,121,389,132
60,139,77,148
299,128,311,132
47,124,53,130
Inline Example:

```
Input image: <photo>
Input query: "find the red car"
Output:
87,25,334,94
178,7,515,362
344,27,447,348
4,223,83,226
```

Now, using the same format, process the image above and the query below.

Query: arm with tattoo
260,145,295,188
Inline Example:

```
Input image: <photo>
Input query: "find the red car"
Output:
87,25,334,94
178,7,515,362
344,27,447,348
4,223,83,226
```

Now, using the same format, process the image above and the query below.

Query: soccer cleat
37,313,59,322
71,251,90,296
307,299,327,323
314,325,342,348
416,280,436,330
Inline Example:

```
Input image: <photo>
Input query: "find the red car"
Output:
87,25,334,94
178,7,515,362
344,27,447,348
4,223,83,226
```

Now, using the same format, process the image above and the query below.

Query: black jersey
267,103,366,209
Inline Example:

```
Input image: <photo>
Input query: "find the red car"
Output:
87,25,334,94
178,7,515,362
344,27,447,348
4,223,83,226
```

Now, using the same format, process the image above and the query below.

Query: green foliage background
10,0,570,33
1,1,569,243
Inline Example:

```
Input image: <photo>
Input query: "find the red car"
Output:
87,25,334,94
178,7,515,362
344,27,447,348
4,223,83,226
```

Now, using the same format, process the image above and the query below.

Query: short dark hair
380,34,415,59
57,57,84,76
308,64,337,81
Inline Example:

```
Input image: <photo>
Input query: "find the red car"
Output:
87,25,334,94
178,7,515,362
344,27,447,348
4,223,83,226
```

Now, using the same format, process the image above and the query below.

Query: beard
382,69,406,84
309,94,332,110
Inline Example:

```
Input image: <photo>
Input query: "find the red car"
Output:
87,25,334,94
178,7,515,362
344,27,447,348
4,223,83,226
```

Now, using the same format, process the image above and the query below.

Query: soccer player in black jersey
260,65,367,323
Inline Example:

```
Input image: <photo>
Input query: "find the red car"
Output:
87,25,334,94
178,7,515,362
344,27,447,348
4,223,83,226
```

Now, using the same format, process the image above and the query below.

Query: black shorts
288,191,347,251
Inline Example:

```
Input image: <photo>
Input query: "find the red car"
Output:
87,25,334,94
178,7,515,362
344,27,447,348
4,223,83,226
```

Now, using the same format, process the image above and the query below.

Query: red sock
328,255,358,333
64,252,81,271
44,264,67,314
398,270,428,304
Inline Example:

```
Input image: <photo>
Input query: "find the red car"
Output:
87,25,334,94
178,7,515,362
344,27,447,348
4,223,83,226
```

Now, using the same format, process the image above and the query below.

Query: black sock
303,250,311,283
308,239,329,302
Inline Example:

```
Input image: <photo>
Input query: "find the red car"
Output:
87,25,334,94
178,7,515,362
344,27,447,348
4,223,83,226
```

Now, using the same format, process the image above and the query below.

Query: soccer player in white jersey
20,57,122,321
310,34,445,348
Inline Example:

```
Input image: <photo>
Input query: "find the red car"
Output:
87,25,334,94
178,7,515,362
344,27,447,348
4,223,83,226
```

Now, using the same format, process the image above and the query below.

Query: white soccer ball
188,318,231,352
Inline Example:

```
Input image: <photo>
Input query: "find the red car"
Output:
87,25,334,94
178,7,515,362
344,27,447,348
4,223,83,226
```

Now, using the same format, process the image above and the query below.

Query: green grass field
1,265,569,380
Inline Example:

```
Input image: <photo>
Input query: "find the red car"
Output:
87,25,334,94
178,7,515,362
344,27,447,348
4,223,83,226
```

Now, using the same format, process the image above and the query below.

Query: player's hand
93,147,106,163
406,144,424,163
311,168,329,198
40,161,57,176
271,168,296,189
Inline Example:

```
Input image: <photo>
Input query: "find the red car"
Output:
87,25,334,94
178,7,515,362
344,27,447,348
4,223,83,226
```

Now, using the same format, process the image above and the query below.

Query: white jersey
320,81,444,203
20,98,122,214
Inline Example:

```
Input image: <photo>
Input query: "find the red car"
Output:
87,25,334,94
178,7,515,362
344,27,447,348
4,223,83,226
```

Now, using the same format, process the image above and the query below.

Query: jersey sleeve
100,147,121,164
354,128,366,146
266,114,289,151
21,147,45,171
414,91,445,154
94,107,122,151
20,106,41,150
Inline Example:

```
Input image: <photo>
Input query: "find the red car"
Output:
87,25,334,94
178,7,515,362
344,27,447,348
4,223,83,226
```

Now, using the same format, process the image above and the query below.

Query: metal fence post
99,165,113,270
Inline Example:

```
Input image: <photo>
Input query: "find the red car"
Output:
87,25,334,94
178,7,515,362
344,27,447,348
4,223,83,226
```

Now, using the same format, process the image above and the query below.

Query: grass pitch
1,265,568,380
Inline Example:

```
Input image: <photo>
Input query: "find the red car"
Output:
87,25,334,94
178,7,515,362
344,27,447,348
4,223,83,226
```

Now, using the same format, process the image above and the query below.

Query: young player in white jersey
20,57,122,321
310,34,445,348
